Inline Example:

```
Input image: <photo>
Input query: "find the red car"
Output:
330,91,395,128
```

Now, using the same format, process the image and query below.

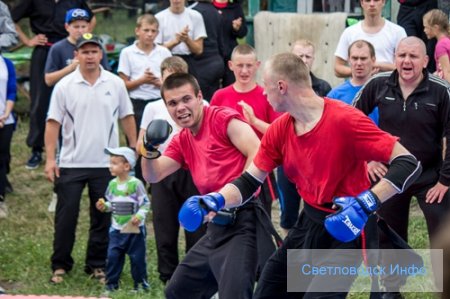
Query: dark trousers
378,167,450,290
397,1,438,73
151,168,206,283
191,53,224,101
51,168,112,273
175,54,198,82
276,166,302,229
130,98,159,182
106,226,148,289
221,55,235,88
165,206,259,299
0,124,14,198
27,46,53,151
254,203,359,299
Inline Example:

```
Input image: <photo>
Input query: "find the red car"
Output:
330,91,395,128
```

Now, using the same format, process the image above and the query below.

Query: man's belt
130,97,161,102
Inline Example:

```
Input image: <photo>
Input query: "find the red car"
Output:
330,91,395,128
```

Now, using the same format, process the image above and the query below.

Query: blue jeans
106,226,149,290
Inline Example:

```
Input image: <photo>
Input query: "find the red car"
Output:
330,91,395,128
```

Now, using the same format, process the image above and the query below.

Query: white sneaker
0,202,8,218
48,193,57,212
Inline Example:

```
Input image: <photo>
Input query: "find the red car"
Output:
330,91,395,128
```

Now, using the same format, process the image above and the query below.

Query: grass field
0,118,440,299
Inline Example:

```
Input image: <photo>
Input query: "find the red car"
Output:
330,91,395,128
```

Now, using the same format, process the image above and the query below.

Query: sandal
92,268,106,284
49,269,66,284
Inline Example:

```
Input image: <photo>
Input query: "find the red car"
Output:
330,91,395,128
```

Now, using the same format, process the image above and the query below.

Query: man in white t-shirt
334,0,406,78
155,0,207,78
44,33,136,284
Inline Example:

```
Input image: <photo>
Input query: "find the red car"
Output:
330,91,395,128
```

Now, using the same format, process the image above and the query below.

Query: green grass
0,116,439,299
0,117,165,298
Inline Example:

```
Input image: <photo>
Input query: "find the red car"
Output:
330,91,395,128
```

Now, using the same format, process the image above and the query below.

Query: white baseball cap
104,147,136,168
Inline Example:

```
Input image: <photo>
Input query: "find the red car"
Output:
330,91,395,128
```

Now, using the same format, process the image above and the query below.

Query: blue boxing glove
179,192,225,232
324,190,381,243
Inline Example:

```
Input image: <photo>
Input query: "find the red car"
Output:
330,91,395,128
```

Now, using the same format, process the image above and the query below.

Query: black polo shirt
11,0,92,43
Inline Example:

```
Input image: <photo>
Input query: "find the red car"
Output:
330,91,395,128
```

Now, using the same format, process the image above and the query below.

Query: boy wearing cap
45,33,136,284
45,8,109,87
96,147,150,292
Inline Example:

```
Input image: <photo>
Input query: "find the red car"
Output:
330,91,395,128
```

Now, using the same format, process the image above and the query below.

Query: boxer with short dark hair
141,72,280,299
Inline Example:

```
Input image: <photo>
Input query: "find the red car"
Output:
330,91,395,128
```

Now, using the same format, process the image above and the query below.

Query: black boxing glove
140,119,173,159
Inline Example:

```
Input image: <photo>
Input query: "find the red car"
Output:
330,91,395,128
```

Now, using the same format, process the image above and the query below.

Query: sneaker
48,193,58,212
26,151,42,170
0,201,8,218
0,285,6,294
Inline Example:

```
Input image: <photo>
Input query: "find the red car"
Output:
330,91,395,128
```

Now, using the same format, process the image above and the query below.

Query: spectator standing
136,56,207,284
212,0,247,87
211,44,280,216
43,8,108,213
334,0,406,78
354,36,450,299
44,34,136,284
397,0,438,73
0,53,16,218
11,0,95,170
96,147,150,293
155,0,206,79
190,0,224,101
0,0,18,50
0,0,18,197
423,9,450,83
117,14,171,181
328,39,379,124
292,39,331,97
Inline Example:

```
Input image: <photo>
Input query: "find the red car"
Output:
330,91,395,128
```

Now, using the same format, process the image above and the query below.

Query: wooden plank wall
253,11,348,88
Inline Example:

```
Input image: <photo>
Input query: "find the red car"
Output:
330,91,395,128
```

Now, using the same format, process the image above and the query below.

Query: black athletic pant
397,1,438,73
165,204,260,299
277,166,302,229
151,168,206,283
51,168,112,273
221,55,236,88
254,203,360,299
378,166,450,291
191,52,224,101
129,98,160,183
27,45,53,152
0,124,14,198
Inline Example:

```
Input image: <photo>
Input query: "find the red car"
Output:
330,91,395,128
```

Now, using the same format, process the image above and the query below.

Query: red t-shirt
211,84,282,139
164,105,247,195
254,98,398,210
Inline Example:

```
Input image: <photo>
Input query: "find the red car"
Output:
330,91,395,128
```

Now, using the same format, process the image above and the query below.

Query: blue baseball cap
65,8,90,24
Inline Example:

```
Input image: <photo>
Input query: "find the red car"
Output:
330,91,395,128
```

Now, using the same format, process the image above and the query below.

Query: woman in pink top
424,9,450,82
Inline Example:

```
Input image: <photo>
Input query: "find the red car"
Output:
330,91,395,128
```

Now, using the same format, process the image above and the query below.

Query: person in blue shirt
327,39,379,125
